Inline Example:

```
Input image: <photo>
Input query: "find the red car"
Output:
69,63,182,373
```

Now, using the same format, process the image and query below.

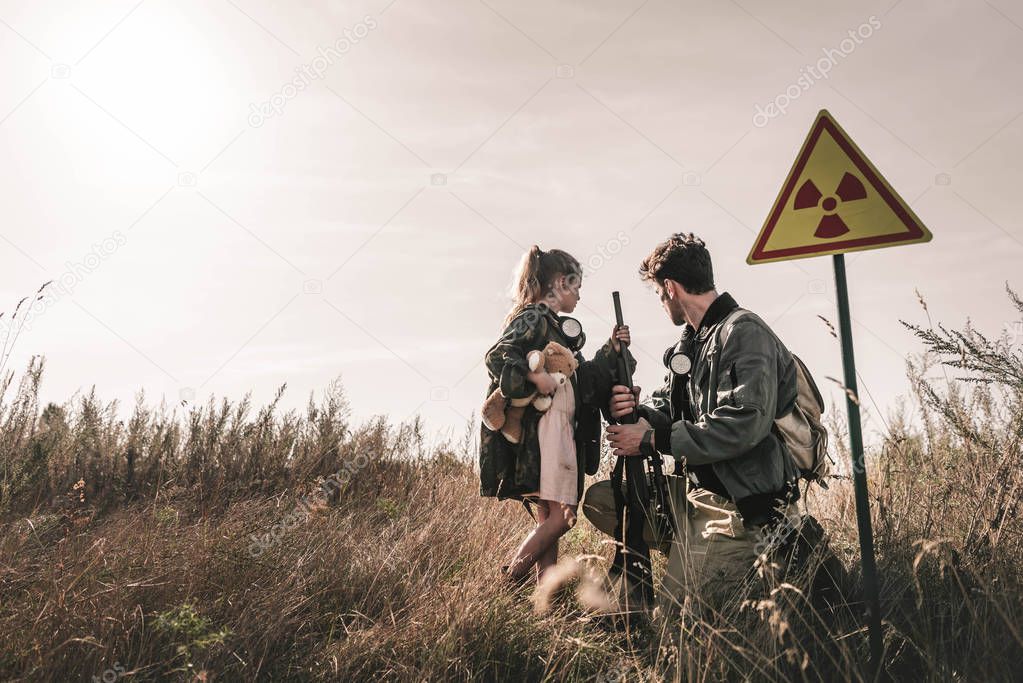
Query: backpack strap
716,308,795,419
713,308,750,357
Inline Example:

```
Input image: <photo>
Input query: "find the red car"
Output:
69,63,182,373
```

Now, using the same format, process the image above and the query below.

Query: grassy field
2,290,1023,681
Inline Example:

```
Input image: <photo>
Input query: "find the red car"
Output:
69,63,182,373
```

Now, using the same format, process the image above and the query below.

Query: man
583,232,804,616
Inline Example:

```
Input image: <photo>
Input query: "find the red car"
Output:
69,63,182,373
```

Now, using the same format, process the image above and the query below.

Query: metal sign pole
832,253,883,675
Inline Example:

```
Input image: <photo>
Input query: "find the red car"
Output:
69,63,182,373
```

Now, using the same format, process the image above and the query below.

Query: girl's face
548,272,581,314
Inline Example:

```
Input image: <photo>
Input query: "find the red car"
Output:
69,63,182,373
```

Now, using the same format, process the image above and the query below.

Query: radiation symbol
793,172,867,239
747,110,932,264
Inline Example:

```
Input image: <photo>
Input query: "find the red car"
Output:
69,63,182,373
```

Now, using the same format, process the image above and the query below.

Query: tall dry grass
1,288,1022,681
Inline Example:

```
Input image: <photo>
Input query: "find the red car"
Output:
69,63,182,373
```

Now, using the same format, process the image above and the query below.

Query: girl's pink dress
536,379,578,505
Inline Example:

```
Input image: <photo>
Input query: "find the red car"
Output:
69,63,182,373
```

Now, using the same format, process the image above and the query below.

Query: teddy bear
482,341,579,444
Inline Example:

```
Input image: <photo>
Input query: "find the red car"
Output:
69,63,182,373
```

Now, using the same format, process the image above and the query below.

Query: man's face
655,280,686,326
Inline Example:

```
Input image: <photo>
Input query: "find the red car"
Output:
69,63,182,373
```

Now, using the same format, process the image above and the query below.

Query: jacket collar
536,303,564,330
683,291,739,343
524,303,568,337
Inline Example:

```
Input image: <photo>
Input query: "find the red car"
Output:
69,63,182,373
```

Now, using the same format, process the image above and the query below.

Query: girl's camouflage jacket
479,303,635,502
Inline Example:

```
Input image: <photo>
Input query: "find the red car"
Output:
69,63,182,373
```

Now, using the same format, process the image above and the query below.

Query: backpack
778,353,832,485
720,310,832,486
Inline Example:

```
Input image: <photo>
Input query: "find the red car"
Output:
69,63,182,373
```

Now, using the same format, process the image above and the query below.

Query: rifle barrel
613,291,625,327
611,291,636,424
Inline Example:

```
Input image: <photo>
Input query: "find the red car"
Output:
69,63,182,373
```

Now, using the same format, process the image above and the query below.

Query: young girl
480,245,634,586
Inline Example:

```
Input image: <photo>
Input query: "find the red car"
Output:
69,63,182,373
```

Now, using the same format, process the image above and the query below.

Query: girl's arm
484,308,549,400
589,328,637,383
575,327,637,412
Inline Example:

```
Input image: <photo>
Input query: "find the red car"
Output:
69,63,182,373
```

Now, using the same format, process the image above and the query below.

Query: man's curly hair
638,232,715,294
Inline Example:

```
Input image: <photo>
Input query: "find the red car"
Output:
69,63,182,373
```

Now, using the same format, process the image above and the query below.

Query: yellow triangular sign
748,109,932,264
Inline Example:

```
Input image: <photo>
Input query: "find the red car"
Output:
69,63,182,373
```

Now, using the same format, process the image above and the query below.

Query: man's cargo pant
581,474,799,616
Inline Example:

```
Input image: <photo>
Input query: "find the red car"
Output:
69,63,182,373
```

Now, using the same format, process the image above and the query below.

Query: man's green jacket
638,292,801,523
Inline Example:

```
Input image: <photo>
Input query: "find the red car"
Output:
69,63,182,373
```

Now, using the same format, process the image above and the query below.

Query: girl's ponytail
503,245,581,325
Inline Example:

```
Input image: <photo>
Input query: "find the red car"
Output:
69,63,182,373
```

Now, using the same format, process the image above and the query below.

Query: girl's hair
504,245,582,325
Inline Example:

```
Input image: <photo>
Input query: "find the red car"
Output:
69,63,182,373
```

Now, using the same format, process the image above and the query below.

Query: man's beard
668,300,686,326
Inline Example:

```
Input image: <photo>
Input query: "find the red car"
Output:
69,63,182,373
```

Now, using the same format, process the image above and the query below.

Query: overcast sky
1,0,1021,448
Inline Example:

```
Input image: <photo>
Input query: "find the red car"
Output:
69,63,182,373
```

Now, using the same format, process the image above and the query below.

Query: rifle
608,291,673,610
611,293,674,538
